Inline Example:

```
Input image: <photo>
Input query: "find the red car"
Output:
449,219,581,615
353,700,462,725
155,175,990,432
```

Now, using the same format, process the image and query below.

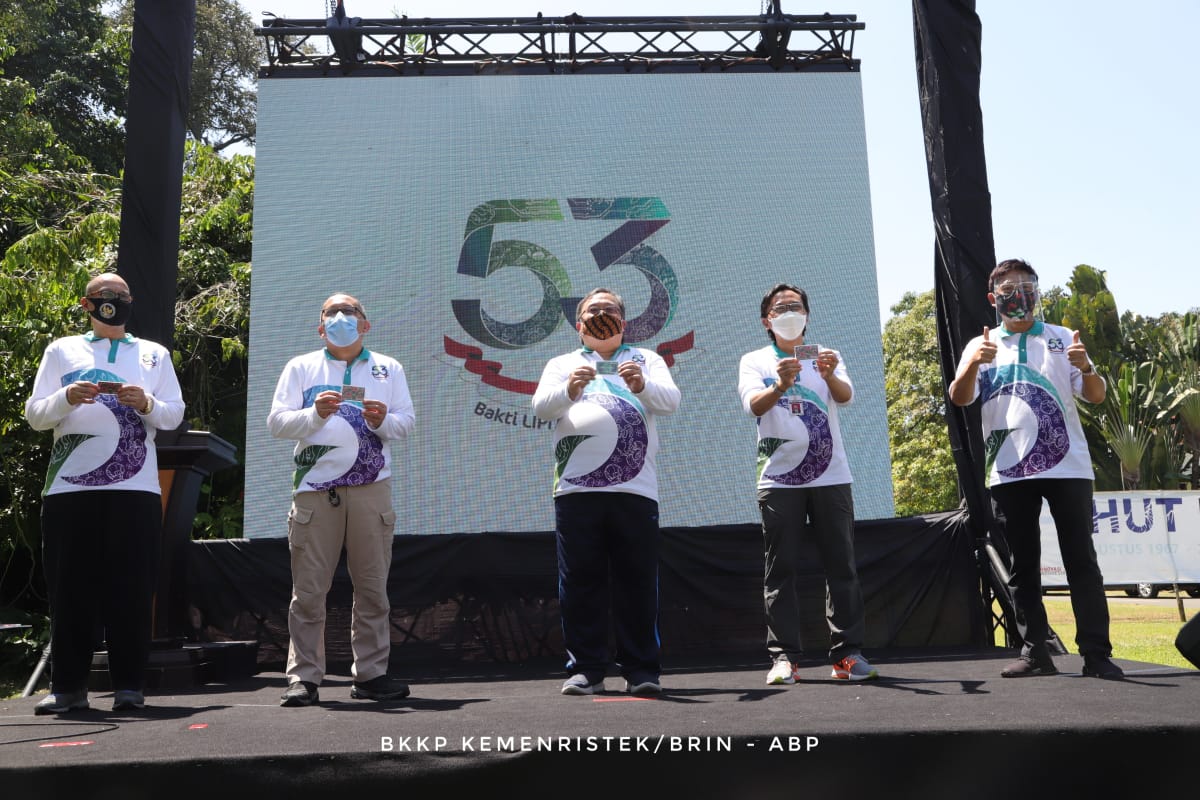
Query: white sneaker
766,659,796,685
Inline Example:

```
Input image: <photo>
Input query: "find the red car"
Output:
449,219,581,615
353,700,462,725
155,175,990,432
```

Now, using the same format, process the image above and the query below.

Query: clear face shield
992,277,1043,327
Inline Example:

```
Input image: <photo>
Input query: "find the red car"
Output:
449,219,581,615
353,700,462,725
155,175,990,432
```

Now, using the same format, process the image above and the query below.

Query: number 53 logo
445,197,693,395
453,197,679,348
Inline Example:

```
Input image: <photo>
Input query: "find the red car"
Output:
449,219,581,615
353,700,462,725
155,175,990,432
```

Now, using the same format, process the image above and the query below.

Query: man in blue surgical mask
268,293,416,706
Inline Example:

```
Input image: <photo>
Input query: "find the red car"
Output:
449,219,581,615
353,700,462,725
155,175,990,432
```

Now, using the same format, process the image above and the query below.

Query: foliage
0,0,129,174
0,172,119,610
1053,267,1199,491
882,291,959,515
174,141,254,538
111,0,259,152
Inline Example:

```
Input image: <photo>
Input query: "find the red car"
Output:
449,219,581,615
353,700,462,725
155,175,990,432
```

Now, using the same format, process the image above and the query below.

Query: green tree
0,0,129,174
882,290,959,515
111,0,259,152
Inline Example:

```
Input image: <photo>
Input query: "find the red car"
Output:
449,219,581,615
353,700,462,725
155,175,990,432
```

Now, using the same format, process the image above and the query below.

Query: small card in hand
97,381,123,394
595,360,618,375
341,384,366,404
794,345,819,361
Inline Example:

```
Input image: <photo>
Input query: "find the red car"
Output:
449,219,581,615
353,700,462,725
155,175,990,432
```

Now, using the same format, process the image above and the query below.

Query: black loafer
1001,654,1058,678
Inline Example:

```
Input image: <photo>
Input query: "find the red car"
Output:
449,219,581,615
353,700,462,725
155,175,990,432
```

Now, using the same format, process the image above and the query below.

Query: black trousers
42,490,161,692
758,484,864,662
990,478,1112,657
554,492,660,681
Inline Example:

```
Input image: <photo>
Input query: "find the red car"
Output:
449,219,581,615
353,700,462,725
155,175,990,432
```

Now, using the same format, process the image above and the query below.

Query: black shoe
1000,653,1058,678
280,681,319,707
351,675,410,701
1082,654,1125,680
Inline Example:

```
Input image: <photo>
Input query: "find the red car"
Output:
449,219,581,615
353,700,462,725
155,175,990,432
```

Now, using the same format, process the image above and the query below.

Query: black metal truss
256,14,862,77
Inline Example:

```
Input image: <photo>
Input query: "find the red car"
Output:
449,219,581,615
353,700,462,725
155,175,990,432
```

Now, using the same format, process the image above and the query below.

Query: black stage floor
3,649,1198,799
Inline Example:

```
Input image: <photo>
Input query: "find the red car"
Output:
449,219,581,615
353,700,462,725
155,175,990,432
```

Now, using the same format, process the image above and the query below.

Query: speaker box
1176,613,1200,670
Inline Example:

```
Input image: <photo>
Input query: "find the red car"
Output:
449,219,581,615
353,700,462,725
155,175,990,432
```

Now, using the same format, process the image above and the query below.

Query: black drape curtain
912,0,996,536
117,0,197,349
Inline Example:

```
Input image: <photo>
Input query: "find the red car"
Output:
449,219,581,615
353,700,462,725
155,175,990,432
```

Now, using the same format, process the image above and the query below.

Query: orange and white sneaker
831,654,879,681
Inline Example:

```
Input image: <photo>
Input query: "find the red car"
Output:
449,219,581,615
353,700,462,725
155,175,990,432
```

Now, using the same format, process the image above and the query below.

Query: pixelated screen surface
245,72,893,536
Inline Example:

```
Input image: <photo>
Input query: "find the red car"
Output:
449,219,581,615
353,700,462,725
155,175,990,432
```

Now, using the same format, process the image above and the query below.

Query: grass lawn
1041,594,1197,670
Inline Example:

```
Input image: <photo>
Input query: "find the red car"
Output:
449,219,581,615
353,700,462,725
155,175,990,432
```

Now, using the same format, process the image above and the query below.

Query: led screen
245,71,893,536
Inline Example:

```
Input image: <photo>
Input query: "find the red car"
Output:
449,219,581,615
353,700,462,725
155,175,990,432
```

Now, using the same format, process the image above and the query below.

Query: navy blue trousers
555,492,661,681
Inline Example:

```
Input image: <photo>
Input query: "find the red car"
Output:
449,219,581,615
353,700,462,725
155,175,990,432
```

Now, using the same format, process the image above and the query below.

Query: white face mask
770,311,807,341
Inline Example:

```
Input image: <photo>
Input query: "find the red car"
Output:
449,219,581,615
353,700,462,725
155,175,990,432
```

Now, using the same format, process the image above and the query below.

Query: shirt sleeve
374,362,415,440
138,344,185,431
267,358,328,440
24,342,74,431
531,355,576,421
635,349,680,416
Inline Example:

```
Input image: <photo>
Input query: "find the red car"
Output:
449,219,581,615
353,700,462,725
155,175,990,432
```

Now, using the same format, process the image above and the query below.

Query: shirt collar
1000,320,1044,337
324,346,371,362
580,343,630,358
84,331,136,344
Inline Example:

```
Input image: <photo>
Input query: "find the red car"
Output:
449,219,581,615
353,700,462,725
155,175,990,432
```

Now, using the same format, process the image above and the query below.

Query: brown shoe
1001,653,1058,678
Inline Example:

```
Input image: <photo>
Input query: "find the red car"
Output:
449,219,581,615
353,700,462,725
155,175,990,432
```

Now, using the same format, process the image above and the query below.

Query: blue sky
240,1,1200,324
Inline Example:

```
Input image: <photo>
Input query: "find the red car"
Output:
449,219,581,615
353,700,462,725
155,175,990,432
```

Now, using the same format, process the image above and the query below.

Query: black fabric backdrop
186,513,986,668
913,0,997,537
117,0,195,349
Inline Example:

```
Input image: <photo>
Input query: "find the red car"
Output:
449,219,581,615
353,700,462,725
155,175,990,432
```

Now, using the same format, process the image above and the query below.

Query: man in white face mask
268,293,416,706
737,283,878,686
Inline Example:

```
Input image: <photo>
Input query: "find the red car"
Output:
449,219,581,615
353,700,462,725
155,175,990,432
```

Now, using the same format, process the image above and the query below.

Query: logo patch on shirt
629,352,646,365
1047,338,1065,354
141,352,159,368
371,365,389,380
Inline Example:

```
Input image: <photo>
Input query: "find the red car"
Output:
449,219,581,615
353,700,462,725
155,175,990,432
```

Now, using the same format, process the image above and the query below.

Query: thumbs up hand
974,325,997,366
1067,329,1092,372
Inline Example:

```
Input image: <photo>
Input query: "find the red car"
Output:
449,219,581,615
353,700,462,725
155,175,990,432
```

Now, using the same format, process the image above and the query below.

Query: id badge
794,344,819,361
789,398,805,416
341,384,366,406
595,360,618,375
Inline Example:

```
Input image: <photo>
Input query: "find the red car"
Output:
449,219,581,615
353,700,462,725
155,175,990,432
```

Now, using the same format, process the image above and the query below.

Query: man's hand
67,381,99,406
816,349,839,380
314,390,342,419
362,399,388,428
567,365,597,400
972,326,997,366
116,384,149,413
1067,330,1092,372
617,360,645,394
774,357,801,393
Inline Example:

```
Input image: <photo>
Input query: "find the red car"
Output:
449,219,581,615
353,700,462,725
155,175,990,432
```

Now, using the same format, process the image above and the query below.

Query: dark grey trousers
758,484,865,663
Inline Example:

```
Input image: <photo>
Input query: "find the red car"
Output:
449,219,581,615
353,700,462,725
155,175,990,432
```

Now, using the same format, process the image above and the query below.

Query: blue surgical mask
323,312,360,347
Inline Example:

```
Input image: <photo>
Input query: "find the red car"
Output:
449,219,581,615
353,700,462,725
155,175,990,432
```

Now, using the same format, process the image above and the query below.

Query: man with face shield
268,293,415,706
532,288,680,696
950,259,1122,680
738,283,878,685
25,273,186,714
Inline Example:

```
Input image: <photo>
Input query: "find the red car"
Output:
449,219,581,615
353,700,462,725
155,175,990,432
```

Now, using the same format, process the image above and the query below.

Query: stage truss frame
255,14,862,76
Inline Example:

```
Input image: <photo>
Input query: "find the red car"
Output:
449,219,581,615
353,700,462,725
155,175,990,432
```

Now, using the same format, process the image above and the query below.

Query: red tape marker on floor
39,741,94,748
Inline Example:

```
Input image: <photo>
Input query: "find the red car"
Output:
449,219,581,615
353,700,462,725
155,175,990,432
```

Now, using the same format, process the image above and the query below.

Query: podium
155,425,238,641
